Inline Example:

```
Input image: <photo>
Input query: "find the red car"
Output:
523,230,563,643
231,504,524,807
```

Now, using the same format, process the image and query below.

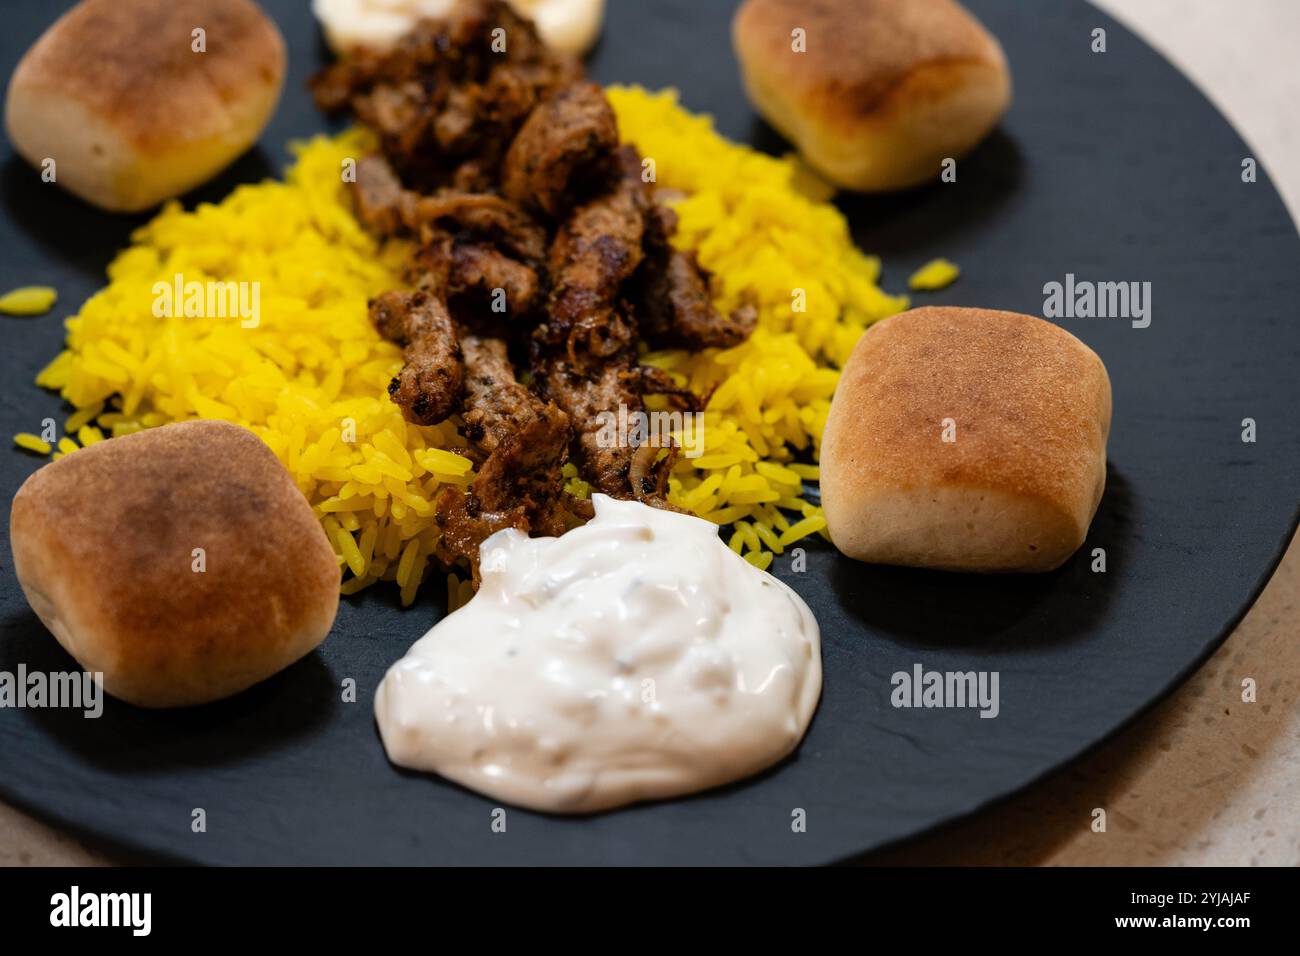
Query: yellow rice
0,285,58,316
13,433,52,455
606,86,907,542
28,87,913,604
908,257,961,291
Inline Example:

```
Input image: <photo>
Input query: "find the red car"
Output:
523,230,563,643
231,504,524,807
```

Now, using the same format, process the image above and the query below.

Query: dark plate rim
1,0,1298,866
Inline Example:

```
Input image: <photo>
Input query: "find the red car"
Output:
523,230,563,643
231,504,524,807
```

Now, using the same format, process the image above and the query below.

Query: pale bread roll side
4,0,286,212
732,0,1011,192
10,421,340,708
820,307,1111,572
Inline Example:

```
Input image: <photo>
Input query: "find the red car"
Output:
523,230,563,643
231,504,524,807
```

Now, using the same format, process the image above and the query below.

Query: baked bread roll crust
733,0,1011,191
821,307,1112,572
10,421,340,708
4,0,286,212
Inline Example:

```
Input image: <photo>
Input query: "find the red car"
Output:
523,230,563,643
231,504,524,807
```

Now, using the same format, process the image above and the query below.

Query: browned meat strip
409,191,547,261
637,251,757,350
502,82,619,218
433,86,480,154
489,58,584,114
449,159,494,193
434,419,575,584
449,242,540,317
460,335,555,453
633,203,758,350
309,46,384,113
404,228,455,295
369,291,464,425
433,60,576,168
538,355,673,500
355,82,436,159
471,403,571,524
434,335,572,578
540,164,648,359
433,490,528,585
549,184,646,303
403,226,542,324
369,289,412,342
350,154,415,238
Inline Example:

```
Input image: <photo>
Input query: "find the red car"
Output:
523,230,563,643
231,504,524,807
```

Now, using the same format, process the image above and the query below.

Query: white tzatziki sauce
374,494,821,813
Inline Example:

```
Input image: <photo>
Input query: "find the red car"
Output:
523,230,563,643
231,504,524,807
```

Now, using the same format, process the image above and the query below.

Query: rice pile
26,87,910,601
608,87,909,568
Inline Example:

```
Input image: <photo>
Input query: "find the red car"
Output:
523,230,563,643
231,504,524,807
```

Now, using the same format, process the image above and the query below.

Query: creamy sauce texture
313,0,605,57
375,495,822,812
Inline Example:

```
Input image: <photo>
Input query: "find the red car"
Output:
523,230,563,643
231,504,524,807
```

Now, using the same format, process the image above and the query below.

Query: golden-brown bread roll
820,307,1111,572
732,0,1011,192
10,421,340,708
4,0,286,212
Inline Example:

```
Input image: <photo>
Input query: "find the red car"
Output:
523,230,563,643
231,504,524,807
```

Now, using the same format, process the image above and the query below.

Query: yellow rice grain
755,461,802,488
335,524,366,577
13,433,51,454
65,401,103,433
399,552,426,607
732,521,763,554
358,522,379,569
396,538,422,591
908,257,961,291
751,520,784,555
702,506,749,525
779,514,828,547
0,286,57,316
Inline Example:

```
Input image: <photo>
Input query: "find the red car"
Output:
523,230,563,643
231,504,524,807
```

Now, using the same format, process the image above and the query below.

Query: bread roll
820,307,1111,572
732,0,1011,192
4,0,286,213
10,421,340,708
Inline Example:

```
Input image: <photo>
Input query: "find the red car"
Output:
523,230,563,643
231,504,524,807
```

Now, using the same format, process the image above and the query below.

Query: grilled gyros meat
434,335,572,576
409,190,548,262
537,354,674,504
633,203,758,350
459,335,566,457
313,0,757,580
350,153,415,237
540,164,647,359
311,0,579,185
449,241,541,316
369,290,465,426
501,81,620,218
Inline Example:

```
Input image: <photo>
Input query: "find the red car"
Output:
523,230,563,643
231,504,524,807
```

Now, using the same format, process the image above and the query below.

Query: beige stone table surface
2,0,1297,866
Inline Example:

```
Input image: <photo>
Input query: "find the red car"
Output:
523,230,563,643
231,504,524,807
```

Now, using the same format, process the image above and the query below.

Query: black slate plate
1,0,1297,866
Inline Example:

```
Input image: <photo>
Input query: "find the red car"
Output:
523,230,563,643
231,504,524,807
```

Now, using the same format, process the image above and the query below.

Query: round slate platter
1,0,1297,866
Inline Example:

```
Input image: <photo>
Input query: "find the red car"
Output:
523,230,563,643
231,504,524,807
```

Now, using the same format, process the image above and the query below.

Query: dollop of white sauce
375,495,821,813
313,0,605,57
